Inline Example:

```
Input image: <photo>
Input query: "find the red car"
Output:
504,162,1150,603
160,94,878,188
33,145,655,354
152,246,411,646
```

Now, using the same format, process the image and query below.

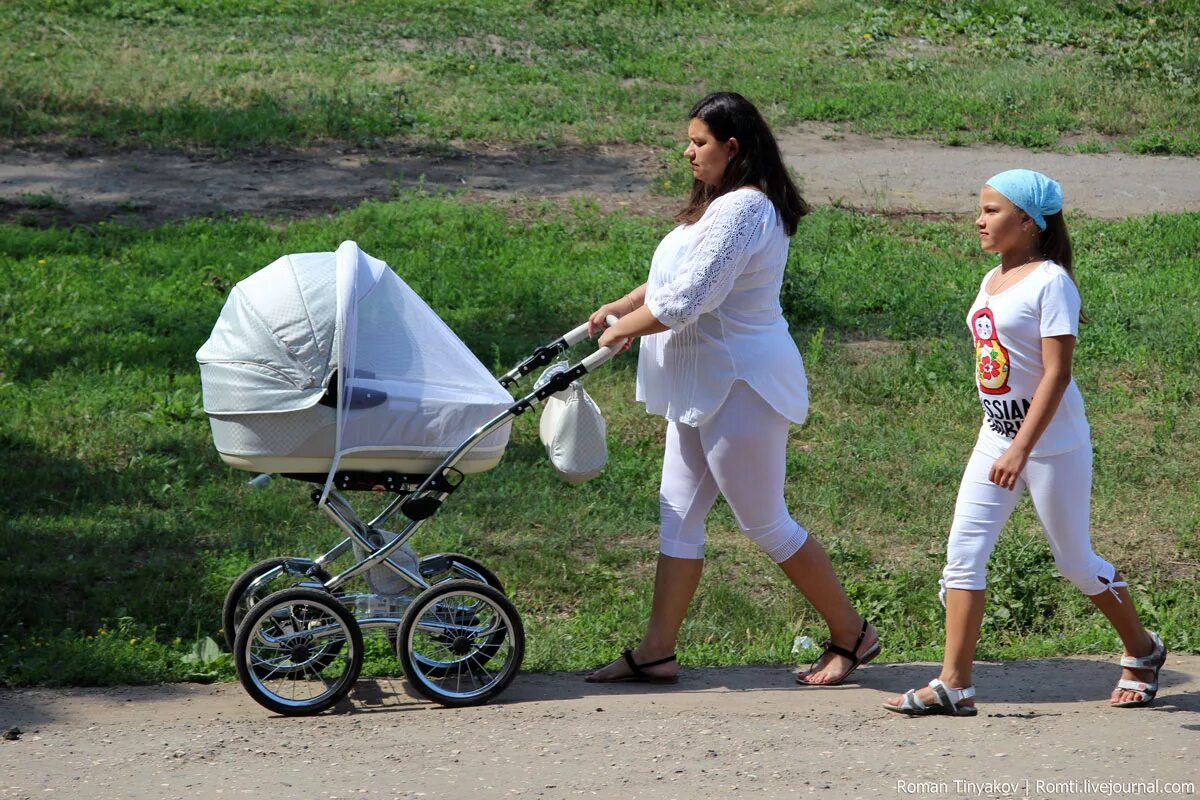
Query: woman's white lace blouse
637,188,808,426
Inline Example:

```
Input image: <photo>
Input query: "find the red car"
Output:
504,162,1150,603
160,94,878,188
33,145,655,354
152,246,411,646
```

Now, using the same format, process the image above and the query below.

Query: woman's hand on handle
588,284,648,337
598,320,632,352
588,300,631,337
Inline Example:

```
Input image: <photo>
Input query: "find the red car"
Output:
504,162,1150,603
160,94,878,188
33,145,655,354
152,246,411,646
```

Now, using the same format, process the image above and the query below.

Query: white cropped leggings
941,443,1123,601
659,382,809,563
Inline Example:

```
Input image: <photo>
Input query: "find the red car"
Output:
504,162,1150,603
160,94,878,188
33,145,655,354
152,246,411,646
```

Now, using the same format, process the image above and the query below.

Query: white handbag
536,363,608,484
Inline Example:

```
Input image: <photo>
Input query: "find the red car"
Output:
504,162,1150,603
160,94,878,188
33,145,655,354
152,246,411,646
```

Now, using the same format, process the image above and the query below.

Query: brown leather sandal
795,619,880,686
585,648,679,684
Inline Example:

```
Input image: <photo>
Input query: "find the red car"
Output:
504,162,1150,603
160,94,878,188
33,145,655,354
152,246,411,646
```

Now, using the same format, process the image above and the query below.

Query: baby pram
197,241,621,715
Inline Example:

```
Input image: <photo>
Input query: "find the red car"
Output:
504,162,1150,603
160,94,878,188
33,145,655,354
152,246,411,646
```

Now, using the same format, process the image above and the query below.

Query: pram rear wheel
380,553,503,656
418,552,505,594
222,557,333,652
400,558,507,675
234,587,363,716
397,579,524,707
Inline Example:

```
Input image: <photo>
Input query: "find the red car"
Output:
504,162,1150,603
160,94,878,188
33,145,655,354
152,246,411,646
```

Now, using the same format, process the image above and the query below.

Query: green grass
1,0,1198,153
1,194,1197,686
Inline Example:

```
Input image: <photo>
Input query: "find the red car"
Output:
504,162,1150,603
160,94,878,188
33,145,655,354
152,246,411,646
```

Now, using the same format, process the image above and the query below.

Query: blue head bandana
984,169,1062,230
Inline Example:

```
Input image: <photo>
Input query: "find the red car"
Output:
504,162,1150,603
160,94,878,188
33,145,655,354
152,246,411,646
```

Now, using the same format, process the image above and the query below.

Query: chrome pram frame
228,318,622,716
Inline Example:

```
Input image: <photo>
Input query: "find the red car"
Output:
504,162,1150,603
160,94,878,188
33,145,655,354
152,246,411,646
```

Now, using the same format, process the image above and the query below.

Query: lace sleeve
647,190,769,329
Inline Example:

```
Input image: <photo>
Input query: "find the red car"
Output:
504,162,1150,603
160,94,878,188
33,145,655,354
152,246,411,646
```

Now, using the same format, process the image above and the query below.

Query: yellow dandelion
129,638,138,646
37,259,47,265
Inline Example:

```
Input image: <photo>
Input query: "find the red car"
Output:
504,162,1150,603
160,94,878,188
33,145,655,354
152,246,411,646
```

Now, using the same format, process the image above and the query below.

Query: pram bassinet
196,241,512,496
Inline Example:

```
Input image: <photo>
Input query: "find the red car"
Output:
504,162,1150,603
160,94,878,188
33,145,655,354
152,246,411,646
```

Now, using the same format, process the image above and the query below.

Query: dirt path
2,656,1197,800
2,125,1198,225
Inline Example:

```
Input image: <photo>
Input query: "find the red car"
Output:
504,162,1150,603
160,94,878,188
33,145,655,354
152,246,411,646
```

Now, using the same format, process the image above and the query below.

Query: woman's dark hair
676,92,809,235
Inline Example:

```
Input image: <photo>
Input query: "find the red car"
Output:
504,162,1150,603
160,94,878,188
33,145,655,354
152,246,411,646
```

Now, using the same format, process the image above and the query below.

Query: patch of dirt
0,140,666,227
2,123,1198,227
777,123,1200,219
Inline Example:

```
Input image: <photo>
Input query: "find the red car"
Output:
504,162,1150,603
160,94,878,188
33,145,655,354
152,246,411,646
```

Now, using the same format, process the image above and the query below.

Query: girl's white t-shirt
636,188,808,427
967,260,1089,457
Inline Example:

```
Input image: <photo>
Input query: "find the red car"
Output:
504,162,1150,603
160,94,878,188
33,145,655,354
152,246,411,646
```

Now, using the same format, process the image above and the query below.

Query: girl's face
975,186,1034,255
684,118,737,187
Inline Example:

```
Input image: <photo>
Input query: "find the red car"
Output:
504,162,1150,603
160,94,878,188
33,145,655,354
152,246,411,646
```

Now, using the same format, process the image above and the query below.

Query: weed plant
0,196,1197,685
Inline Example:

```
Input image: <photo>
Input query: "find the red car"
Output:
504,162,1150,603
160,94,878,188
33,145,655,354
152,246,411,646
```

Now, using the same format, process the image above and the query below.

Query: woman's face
975,185,1033,255
684,118,736,187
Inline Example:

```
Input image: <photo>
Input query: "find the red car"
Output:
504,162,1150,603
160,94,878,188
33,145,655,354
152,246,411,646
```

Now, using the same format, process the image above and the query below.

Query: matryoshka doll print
971,308,1010,395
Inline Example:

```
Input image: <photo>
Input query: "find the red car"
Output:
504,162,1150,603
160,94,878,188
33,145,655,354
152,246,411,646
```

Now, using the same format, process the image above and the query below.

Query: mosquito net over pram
196,241,512,502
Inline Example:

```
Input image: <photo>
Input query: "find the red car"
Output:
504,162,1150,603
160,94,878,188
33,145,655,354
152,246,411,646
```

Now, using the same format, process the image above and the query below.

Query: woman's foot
795,620,879,686
585,647,679,684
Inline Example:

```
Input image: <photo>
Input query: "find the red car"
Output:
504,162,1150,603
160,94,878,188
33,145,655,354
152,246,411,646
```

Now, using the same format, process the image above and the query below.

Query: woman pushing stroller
584,91,878,687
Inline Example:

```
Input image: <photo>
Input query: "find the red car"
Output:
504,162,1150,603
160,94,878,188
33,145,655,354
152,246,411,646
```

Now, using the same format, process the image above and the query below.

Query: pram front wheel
234,587,363,716
222,557,333,652
397,579,524,707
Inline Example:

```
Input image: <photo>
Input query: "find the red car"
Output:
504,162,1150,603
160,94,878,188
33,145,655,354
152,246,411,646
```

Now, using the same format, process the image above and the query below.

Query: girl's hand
989,446,1029,491
588,296,637,336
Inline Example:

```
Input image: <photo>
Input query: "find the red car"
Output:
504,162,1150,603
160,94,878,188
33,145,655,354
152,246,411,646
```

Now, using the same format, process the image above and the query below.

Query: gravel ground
2,656,1197,800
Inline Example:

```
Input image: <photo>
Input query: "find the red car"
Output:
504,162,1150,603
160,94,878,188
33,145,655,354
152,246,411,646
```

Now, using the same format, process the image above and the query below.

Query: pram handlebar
579,314,629,372
562,321,592,347
498,316,629,387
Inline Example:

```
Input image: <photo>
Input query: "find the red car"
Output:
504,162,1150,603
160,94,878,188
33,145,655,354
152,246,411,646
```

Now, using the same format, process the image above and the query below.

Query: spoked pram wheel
418,552,505,594
222,558,333,652
397,579,524,707
234,587,363,716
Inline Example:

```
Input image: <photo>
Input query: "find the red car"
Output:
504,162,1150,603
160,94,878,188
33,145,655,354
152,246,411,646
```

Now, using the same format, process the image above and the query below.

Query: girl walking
884,170,1165,716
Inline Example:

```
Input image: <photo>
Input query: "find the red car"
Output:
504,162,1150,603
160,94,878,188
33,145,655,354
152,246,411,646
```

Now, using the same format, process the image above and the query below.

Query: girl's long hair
676,92,809,235
1039,212,1074,278
1038,211,1086,321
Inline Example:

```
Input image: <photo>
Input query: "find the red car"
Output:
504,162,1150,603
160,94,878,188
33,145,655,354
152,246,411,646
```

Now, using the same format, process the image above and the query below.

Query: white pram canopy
197,241,512,499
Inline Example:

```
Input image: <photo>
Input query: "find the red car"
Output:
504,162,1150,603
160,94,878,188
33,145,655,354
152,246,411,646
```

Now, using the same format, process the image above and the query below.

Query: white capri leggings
941,442,1122,600
659,381,809,563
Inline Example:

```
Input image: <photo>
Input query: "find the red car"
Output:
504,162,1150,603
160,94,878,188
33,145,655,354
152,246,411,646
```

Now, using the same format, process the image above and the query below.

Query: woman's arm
650,190,765,330
988,334,1075,490
598,302,669,348
588,283,647,336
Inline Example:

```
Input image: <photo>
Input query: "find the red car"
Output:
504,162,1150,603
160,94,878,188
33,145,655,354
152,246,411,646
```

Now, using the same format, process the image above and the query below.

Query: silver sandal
884,678,977,717
1113,631,1167,708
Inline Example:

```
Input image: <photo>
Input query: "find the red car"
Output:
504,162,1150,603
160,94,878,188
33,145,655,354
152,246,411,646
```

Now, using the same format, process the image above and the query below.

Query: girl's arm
988,334,1075,490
